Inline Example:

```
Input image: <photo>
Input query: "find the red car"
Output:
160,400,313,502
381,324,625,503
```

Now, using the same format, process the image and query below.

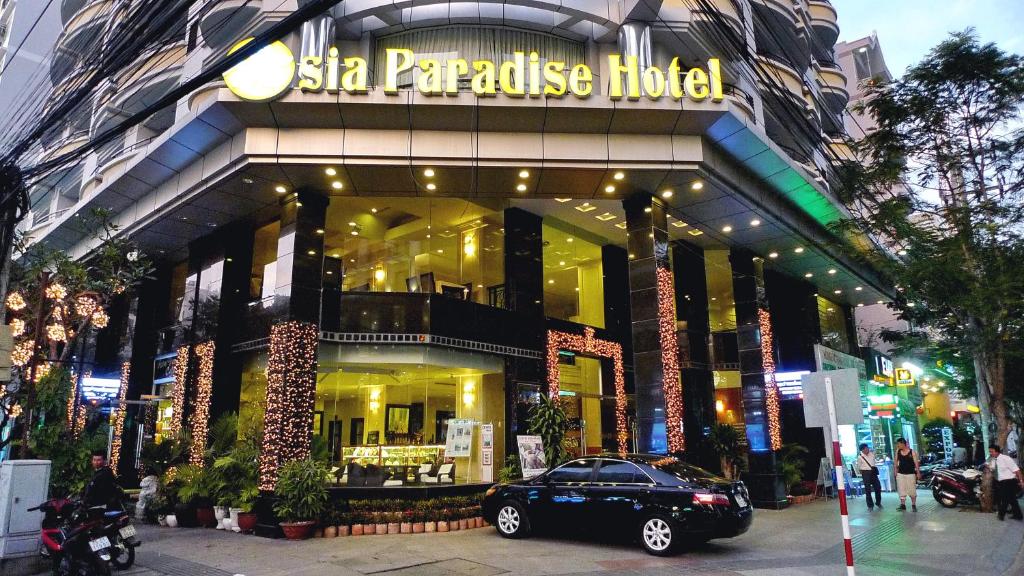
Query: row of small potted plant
314,497,488,538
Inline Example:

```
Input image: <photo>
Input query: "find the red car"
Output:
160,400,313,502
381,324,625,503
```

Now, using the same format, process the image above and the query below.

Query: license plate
89,536,111,552
119,525,136,539
734,494,748,508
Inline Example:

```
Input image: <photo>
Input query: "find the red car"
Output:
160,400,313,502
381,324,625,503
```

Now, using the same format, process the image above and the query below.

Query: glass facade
817,295,850,354
542,221,605,327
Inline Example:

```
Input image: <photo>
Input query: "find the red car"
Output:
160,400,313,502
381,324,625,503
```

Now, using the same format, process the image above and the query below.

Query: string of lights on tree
108,361,131,475
188,341,216,465
656,266,686,453
258,321,319,490
757,308,783,450
166,345,190,438
546,327,629,453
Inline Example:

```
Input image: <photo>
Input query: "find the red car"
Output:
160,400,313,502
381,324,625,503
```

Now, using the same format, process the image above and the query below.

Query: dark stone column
672,240,715,468
763,269,818,373
623,193,684,454
210,223,255,419
273,190,328,324
503,207,544,319
601,245,632,356
731,249,787,509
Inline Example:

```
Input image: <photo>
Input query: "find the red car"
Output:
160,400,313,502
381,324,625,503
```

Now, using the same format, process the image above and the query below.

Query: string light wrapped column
166,345,190,438
108,361,131,475
656,266,685,453
545,327,629,453
188,341,216,465
758,308,783,450
258,321,318,490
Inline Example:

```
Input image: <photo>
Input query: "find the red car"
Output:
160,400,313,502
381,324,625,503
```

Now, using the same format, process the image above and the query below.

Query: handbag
859,453,879,475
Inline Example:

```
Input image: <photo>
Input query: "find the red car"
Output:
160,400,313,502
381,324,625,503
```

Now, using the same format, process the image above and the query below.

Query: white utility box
0,460,51,559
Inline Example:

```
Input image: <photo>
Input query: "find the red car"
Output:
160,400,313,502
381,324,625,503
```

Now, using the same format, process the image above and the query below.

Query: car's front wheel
494,501,531,539
639,515,678,556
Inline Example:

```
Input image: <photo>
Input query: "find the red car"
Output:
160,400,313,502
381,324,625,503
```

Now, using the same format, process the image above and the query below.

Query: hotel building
23,0,894,507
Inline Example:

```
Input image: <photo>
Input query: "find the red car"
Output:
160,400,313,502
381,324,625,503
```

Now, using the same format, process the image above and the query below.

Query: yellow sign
894,368,914,387
223,38,725,103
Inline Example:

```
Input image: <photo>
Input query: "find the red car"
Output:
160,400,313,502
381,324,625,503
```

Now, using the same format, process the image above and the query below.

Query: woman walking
895,438,921,511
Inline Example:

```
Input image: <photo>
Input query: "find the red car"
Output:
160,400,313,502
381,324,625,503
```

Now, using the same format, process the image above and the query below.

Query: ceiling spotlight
661,189,673,199
828,268,837,275
768,252,779,258
805,272,813,278
644,206,652,213
348,221,356,226
855,286,863,291
331,181,343,189
519,170,529,178
315,228,324,235
307,250,316,256
690,181,704,191
548,279,555,284
350,230,358,236
242,177,254,184
567,238,574,243
426,183,436,191
559,261,566,266
274,185,287,193
834,289,842,294
613,171,625,180
371,208,378,213
516,183,527,192
722,225,733,233
325,167,337,176
424,168,435,177
750,219,761,226
794,247,805,253
331,253,340,258
605,185,616,193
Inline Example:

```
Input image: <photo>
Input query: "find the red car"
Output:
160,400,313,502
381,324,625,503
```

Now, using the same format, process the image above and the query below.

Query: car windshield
647,457,717,482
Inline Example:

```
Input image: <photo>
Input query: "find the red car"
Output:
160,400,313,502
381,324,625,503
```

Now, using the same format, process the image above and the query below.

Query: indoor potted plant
273,458,329,540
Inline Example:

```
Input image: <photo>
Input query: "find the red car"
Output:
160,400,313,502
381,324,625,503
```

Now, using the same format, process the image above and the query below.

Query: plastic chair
422,463,455,484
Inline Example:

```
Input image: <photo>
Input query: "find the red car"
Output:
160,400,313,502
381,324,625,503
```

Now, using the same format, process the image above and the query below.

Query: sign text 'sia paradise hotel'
223,38,726,104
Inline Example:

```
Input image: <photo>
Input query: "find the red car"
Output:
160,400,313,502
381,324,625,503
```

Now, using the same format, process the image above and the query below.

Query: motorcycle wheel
111,539,135,569
932,486,957,508
89,557,112,576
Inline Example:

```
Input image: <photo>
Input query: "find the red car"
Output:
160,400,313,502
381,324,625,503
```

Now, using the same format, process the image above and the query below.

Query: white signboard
444,419,474,458
480,423,494,482
517,435,548,479
801,369,865,428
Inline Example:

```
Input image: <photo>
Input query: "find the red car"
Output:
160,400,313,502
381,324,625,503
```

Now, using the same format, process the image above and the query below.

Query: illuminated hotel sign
222,38,726,103
769,370,810,398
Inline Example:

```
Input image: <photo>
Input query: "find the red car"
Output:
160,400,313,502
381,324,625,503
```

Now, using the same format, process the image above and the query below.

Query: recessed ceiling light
615,222,627,229
805,272,813,278
307,250,316,255
348,221,356,226
670,220,688,228
834,289,842,294
315,228,324,234
332,253,340,258
722,225,733,233
426,183,436,191
661,190,673,199
595,212,617,221
828,268,837,275
794,247,804,253
575,203,596,213
548,279,555,284
331,181,343,189
554,198,571,203
605,185,615,193
519,170,529,178
750,219,761,226
371,208,378,213
350,230,358,236
644,206,652,213
325,167,337,176
436,249,443,254
687,229,703,236
275,185,287,193
855,286,863,291
613,171,625,180
691,181,704,191
242,177,254,184
424,168,435,177
559,261,566,266
516,183,527,192
567,238,574,243
768,252,779,258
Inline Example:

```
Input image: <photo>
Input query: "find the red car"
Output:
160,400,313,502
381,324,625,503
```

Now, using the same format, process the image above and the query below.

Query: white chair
414,463,433,483
422,463,455,484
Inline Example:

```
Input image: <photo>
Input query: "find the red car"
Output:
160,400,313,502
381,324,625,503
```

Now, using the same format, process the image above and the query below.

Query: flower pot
387,522,400,535
362,524,375,535
459,519,469,530
424,521,436,533
351,524,364,536
157,515,168,527
400,522,412,534
323,525,337,538
165,514,178,528
437,520,449,532
196,506,217,528
215,507,228,524
412,522,424,533
313,527,324,538
280,521,316,540
337,525,350,537
220,517,233,530
228,508,242,530
236,512,258,534
450,519,460,531
375,523,388,535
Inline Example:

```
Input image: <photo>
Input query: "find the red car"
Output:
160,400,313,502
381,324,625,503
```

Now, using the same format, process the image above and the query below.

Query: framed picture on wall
386,405,411,434
366,430,380,445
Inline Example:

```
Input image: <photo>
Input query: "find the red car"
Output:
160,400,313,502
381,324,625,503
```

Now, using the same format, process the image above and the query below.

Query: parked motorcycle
102,507,139,570
931,465,984,508
30,498,117,575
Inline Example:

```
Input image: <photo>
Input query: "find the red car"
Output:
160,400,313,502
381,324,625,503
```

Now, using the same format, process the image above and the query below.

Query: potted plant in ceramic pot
176,464,218,527
350,507,365,536
335,508,350,537
273,458,329,540
423,501,437,533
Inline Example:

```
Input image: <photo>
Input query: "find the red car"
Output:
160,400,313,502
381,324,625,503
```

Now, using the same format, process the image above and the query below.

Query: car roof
590,453,674,465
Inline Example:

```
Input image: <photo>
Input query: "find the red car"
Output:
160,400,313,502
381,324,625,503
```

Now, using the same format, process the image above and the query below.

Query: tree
0,208,152,452
837,30,1024,450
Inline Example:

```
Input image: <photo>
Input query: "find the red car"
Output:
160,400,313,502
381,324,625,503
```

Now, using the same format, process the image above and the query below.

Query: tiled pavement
64,492,1023,576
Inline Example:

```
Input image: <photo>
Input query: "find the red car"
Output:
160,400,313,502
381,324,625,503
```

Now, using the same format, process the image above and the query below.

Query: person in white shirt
988,443,1023,521
857,444,883,510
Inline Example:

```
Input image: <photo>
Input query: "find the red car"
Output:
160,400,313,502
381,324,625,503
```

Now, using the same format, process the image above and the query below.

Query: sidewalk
77,492,1024,576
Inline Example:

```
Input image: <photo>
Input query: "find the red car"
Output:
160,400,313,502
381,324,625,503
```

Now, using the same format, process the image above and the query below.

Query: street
81,495,1023,576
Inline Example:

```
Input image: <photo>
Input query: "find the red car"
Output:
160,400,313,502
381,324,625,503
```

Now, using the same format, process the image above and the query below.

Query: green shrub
273,458,329,523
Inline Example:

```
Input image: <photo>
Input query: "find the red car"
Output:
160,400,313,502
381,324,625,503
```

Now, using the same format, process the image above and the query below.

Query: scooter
30,498,116,575
931,466,983,508
101,507,139,569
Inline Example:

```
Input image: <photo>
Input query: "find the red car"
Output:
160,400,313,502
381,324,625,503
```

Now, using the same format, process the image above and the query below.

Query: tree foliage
836,30,1024,447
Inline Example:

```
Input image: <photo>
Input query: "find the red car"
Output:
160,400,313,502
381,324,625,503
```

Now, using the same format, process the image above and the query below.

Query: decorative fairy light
9,404,22,418
656,266,685,453
6,291,26,311
108,361,131,475
166,345,190,438
757,308,783,450
46,323,67,343
10,318,25,337
11,340,34,366
259,321,318,490
45,283,67,300
66,374,80,433
91,308,110,329
546,327,629,453
34,362,51,382
75,296,98,317
188,341,216,465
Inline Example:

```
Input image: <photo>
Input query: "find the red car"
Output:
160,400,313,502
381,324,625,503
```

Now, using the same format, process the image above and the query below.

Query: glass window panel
546,459,595,483
542,221,604,327
704,249,736,332
595,460,644,483
250,220,280,301
818,295,850,353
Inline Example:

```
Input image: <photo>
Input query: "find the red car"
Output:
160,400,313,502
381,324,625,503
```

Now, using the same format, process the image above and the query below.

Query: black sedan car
482,453,752,555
